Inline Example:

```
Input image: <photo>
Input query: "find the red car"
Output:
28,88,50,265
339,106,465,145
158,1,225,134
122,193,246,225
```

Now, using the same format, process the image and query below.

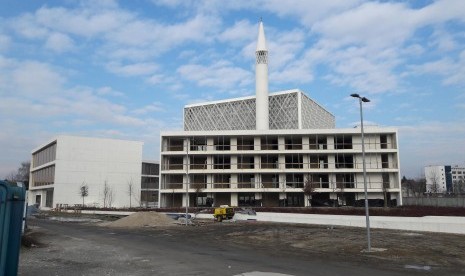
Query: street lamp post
351,93,371,252
185,138,189,226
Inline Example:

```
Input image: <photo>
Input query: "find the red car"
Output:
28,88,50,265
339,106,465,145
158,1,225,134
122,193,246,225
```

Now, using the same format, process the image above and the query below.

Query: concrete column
230,137,237,151
304,195,310,207
278,155,285,170
303,154,310,169
230,174,238,189
206,174,213,189
302,136,310,150
254,155,260,170
206,155,213,170
183,174,189,190
231,156,238,170
207,137,214,151
254,136,261,151
182,193,189,207
278,137,285,151
279,174,286,189
230,192,238,207
327,135,334,150
328,154,335,169
255,173,261,188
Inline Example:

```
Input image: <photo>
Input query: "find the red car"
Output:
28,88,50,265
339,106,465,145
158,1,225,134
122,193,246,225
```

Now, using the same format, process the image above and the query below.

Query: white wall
53,136,143,208
425,166,447,193
194,212,465,235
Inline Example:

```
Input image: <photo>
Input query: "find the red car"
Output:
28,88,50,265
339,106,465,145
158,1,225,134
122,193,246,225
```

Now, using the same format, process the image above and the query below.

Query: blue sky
1,0,464,178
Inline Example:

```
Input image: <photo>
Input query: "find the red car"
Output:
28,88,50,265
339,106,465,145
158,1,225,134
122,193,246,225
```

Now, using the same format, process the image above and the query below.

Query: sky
0,0,464,179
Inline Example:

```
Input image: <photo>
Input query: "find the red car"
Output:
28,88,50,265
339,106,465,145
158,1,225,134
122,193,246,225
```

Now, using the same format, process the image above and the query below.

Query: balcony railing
163,140,396,152
160,180,399,190
161,160,399,171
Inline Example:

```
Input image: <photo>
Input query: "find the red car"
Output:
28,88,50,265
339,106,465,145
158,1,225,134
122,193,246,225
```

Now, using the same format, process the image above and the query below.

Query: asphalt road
19,219,431,276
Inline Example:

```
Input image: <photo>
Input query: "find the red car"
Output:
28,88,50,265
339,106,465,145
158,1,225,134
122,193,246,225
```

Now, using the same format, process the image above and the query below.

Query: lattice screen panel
300,93,335,129
184,91,335,131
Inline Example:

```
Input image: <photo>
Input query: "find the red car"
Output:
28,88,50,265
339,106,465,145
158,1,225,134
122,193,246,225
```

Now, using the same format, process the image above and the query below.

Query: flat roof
31,135,144,154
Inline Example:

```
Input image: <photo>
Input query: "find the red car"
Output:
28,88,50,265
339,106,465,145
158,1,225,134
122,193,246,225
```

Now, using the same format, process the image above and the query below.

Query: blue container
0,180,26,276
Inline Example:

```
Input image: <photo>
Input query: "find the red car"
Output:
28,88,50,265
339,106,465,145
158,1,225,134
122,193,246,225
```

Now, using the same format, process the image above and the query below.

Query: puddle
48,216,101,223
234,272,294,276
404,265,432,271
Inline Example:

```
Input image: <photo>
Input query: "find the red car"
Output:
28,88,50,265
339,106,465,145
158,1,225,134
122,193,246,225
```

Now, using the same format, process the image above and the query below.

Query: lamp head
361,97,370,103
350,93,360,98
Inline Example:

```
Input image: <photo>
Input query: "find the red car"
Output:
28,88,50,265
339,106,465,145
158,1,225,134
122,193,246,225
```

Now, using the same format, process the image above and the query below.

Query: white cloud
96,86,125,97
45,32,74,53
106,62,158,76
177,60,253,90
34,6,133,38
108,14,220,50
0,34,11,52
430,27,457,52
408,50,465,86
312,2,416,49
10,14,49,39
8,61,65,97
218,20,255,44
132,102,164,115
262,0,362,25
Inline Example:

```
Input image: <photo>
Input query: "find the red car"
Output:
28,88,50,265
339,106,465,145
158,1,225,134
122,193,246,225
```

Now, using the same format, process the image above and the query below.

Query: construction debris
101,212,176,228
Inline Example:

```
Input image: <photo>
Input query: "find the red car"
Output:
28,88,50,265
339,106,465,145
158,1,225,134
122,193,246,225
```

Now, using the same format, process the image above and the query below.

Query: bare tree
5,161,31,188
303,176,319,207
191,183,205,207
127,179,134,208
403,177,426,198
103,180,115,208
79,182,89,206
427,170,442,195
453,176,464,195
336,181,345,206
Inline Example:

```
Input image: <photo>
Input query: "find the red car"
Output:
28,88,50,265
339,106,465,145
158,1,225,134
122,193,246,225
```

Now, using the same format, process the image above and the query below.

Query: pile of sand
102,212,176,228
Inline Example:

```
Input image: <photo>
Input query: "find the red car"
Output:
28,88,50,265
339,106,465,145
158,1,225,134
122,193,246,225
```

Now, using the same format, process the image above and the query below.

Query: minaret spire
255,20,269,130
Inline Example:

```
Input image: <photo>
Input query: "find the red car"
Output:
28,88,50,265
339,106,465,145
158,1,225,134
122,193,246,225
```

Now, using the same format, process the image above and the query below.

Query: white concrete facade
425,165,464,194
29,135,143,208
424,165,451,194
159,127,402,208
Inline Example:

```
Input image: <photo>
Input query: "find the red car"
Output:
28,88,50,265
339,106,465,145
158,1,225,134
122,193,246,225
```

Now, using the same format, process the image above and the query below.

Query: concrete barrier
77,210,465,235
252,212,465,234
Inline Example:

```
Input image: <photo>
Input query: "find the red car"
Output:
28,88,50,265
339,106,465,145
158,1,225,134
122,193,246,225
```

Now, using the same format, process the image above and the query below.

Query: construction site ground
19,212,465,276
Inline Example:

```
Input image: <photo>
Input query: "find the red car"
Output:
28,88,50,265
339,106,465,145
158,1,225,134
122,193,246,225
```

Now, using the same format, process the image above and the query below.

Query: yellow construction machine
213,205,235,222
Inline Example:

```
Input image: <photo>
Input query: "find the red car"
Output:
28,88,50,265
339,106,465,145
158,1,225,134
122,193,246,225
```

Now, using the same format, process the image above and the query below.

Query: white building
425,165,465,194
141,160,160,207
159,21,402,208
29,135,143,208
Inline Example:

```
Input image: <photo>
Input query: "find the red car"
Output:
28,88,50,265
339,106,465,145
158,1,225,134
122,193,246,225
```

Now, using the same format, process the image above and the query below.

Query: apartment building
160,129,401,207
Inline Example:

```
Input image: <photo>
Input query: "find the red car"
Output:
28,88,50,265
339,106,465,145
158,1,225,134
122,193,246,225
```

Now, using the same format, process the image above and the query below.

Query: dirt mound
102,212,176,228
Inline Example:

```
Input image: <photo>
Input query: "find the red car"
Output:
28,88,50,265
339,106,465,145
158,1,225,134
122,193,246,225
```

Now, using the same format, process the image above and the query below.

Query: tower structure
255,20,269,130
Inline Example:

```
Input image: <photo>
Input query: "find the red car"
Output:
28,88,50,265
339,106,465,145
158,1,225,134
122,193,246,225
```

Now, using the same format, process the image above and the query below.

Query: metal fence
403,197,465,208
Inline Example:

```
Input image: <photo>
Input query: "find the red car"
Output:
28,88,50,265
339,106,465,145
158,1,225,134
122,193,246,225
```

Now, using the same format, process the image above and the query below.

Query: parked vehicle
213,205,235,222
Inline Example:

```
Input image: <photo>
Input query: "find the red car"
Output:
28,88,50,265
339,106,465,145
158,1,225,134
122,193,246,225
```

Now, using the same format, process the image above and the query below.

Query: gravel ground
18,214,465,275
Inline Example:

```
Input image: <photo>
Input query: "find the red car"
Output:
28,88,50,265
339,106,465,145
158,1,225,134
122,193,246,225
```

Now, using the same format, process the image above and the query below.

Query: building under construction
159,21,401,208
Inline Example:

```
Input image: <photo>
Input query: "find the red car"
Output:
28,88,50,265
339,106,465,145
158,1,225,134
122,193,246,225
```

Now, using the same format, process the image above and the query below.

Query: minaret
255,20,269,130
